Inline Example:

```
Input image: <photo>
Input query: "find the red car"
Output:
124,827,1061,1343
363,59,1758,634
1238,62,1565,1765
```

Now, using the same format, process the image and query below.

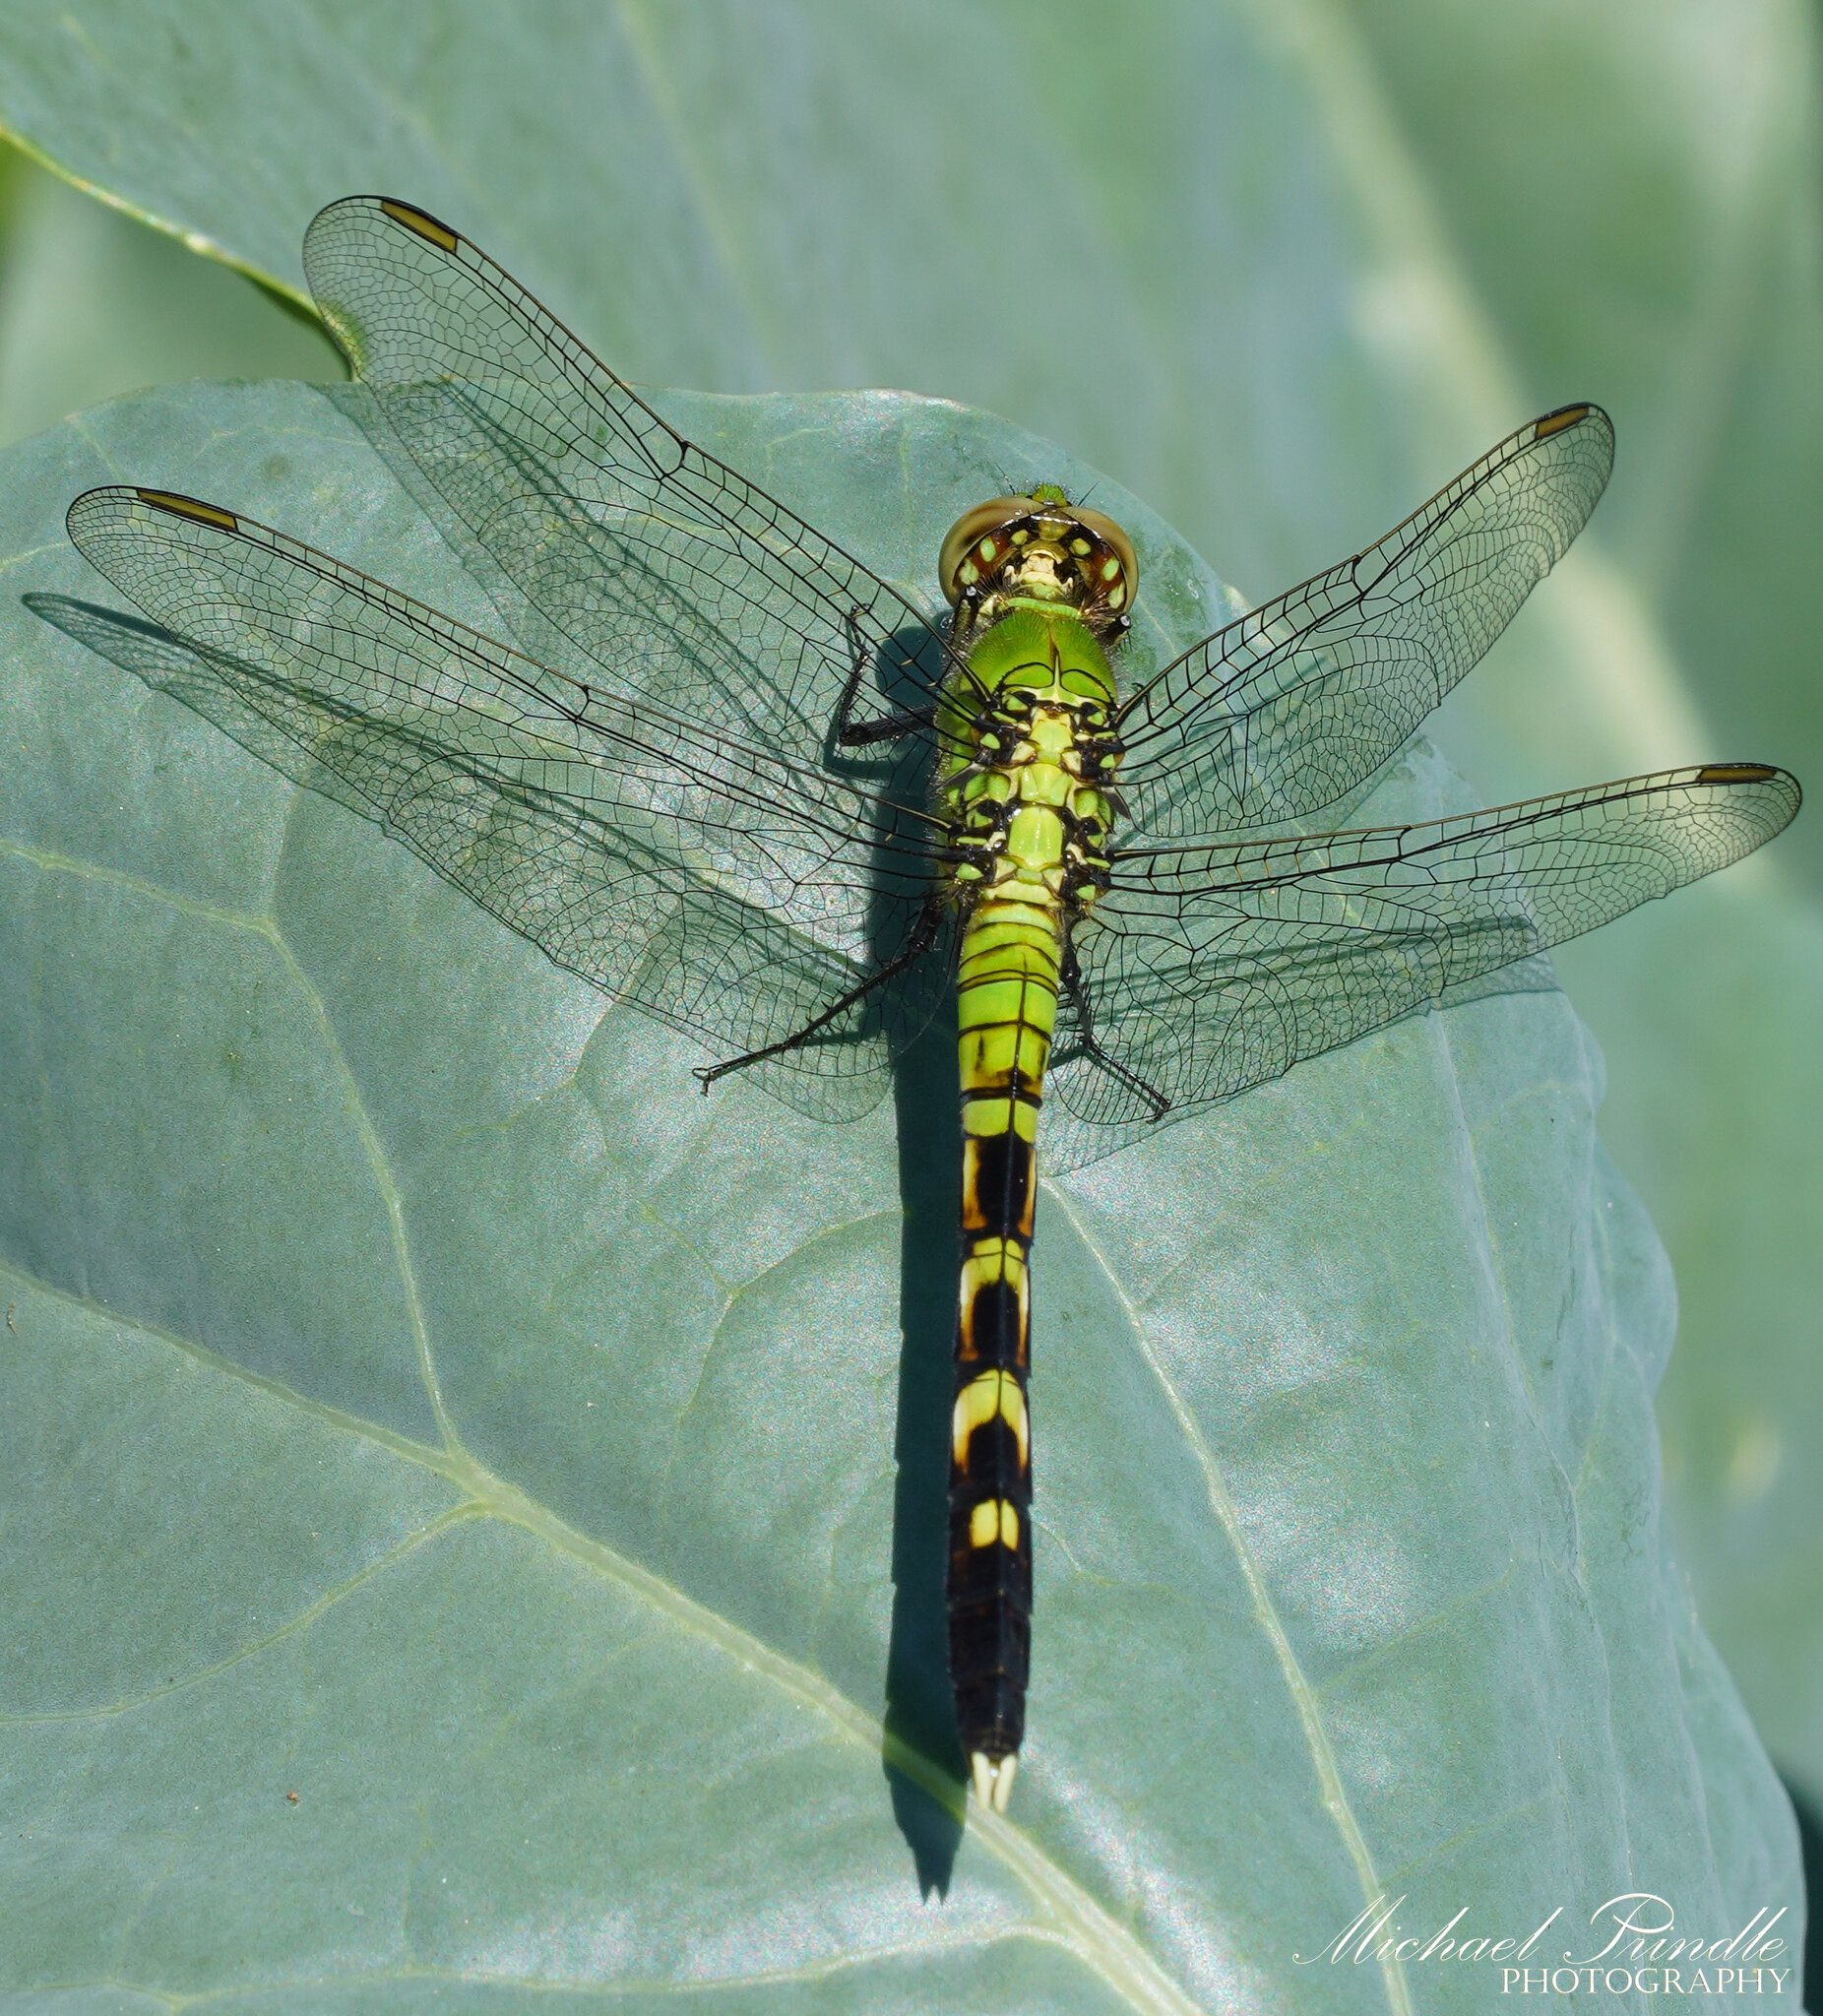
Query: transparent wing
65,486,953,1120
1039,765,1798,1168
302,195,974,766
1117,407,1615,840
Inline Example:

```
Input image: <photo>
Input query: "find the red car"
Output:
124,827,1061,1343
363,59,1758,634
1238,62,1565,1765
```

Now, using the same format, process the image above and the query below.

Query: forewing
64,487,949,1120
1040,765,1798,1168
1116,407,1615,839
302,196,971,766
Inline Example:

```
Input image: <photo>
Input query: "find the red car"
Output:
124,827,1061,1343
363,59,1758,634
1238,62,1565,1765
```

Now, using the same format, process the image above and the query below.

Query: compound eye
1071,506,1140,607
939,495,1043,605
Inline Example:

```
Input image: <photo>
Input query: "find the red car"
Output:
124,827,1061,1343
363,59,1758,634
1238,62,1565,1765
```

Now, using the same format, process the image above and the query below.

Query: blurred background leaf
0,0,1815,1887
0,145,334,443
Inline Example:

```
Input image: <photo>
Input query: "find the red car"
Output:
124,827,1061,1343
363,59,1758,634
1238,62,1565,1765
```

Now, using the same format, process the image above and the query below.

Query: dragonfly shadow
881,1014,967,1890
832,620,970,1890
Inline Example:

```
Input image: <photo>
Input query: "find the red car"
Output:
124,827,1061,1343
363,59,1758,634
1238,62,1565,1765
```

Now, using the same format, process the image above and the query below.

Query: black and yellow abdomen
947,877,1055,1796
935,550,1126,1810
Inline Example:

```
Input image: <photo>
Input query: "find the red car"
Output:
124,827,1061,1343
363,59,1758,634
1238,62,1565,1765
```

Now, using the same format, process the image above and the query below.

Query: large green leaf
0,0,1816,1797
0,379,1802,2006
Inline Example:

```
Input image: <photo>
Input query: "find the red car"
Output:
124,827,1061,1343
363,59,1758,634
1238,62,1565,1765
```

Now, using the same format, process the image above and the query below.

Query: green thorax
937,606,1122,902
944,603,1117,725
932,484,1136,899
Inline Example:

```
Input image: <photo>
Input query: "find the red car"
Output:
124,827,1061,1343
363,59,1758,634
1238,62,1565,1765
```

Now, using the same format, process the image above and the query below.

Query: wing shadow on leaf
31,588,973,1885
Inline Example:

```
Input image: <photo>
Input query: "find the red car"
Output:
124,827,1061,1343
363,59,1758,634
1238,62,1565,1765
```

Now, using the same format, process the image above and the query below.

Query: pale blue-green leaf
0,379,1801,2008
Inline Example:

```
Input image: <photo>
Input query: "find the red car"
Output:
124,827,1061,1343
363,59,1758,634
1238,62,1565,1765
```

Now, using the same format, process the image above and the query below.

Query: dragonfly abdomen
937,594,1125,1815
950,894,1059,1811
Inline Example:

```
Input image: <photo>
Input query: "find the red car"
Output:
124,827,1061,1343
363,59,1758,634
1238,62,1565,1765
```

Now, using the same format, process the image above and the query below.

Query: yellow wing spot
1697,763,1778,784
952,1370,1031,1468
1534,404,1591,439
379,199,460,251
135,490,238,533
968,1498,1021,1549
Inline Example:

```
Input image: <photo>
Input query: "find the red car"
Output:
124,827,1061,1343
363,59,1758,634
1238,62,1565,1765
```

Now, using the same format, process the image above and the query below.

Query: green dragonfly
63,196,1798,1816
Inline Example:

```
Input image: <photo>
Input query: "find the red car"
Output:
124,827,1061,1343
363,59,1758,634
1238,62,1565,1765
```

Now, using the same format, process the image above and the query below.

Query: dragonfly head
939,486,1138,640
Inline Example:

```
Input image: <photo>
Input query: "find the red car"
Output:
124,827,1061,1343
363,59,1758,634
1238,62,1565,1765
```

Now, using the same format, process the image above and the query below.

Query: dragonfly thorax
940,608,1122,914
939,485,1138,647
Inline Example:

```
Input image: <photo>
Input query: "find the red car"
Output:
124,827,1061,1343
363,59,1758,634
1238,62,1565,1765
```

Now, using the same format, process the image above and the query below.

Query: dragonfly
63,196,1798,1817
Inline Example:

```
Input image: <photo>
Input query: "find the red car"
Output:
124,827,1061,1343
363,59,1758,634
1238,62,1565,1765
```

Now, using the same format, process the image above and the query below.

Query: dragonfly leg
835,606,937,747
695,902,943,1090
1060,945,1171,1121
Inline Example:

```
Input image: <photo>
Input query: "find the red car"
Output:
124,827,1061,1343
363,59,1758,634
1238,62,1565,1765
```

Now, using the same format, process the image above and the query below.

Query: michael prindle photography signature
1295,1891,1792,1998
